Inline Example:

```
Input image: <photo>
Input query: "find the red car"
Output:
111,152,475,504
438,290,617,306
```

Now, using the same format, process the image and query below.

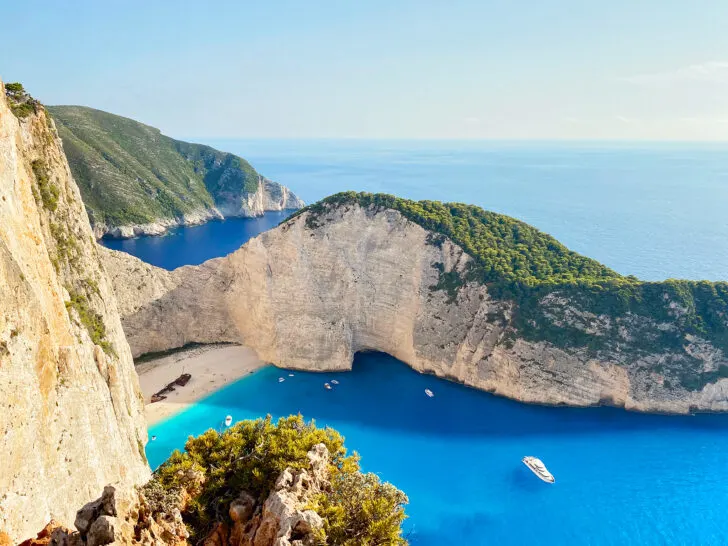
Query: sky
2,0,728,140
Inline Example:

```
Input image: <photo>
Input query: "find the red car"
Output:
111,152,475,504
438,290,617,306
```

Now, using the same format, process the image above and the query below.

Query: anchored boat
522,456,555,483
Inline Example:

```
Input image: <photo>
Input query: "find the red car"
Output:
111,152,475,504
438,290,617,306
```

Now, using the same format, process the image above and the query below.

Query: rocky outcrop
0,81,149,542
203,444,328,546
29,444,330,546
214,177,305,220
102,201,728,415
22,485,188,546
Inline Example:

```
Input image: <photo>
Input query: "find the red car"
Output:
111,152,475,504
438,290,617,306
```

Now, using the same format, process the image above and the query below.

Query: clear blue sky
3,0,728,140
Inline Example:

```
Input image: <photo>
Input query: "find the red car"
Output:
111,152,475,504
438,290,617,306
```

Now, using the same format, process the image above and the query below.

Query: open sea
111,141,728,544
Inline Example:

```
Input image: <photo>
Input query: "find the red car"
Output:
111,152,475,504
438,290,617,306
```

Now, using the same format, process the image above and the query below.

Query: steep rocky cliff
47,106,304,239
0,82,149,541
101,196,728,414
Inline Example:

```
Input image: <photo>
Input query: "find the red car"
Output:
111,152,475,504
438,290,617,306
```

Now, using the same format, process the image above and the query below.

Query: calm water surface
131,141,728,545
100,211,293,270
148,354,728,546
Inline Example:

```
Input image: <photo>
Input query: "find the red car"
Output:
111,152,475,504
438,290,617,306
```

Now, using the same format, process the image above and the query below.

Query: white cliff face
214,177,305,219
0,83,149,541
102,204,728,415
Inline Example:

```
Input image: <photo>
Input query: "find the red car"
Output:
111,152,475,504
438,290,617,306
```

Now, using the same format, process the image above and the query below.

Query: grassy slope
296,192,728,388
48,106,261,227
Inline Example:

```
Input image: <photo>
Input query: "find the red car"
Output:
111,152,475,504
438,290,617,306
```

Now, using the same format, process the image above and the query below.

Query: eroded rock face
25,485,188,546
102,203,728,414
204,444,328,546
0,82,149,541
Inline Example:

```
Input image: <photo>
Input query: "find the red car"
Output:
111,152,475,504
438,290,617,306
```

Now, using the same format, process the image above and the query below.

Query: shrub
31,160,60,211
5,82,40,119
153,415,408,544
65,290,112,353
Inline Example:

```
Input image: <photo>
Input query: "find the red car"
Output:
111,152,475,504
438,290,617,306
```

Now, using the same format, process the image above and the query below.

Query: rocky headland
102,193,728,415
47,106,304,239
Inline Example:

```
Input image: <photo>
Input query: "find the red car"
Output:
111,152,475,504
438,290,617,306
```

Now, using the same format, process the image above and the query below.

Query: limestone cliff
101,199,728,414
0,82,149,542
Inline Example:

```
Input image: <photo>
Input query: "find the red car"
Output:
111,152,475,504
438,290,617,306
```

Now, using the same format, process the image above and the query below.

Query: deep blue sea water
148,354,728,546
129,141,728,545
100,211,293,270
203,139,728,281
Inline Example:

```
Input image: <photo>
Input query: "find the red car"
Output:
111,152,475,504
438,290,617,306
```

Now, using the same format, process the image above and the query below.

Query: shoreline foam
136,344,264,425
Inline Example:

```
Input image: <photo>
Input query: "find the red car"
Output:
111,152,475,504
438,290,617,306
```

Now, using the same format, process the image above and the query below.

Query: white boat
278,377,285,383
522,456,555,483
331,379,339,385
324,383,332,390
289,373,294,377
224,415,233,427
425,389,434,398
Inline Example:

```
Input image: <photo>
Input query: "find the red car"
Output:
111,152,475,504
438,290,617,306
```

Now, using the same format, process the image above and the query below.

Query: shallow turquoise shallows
147,353,728,546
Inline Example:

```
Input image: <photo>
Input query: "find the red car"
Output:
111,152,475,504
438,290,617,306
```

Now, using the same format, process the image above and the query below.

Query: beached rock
0,80,149,542
103,200,728,415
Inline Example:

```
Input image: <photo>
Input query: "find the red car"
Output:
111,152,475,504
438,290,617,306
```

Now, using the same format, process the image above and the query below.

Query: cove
147,353,728,545
99,211,294,270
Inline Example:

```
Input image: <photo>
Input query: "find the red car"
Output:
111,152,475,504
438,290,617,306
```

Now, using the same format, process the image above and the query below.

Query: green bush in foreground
154,415,408,544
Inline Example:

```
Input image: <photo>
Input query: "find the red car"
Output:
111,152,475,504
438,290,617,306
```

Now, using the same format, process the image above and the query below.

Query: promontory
102,192,728,414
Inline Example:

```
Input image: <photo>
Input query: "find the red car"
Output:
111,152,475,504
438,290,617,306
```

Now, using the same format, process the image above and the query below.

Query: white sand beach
136,344,265,425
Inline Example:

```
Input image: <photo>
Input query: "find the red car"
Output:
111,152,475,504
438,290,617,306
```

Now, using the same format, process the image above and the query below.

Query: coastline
136,344,265,425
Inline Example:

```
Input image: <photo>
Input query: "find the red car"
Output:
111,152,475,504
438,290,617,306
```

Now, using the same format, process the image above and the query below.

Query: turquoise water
148,353,728,545
133,141,728,544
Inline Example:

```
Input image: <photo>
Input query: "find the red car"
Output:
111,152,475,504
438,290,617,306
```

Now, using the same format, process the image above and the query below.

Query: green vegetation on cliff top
154,415,408,544
294,192,728,388
5,82,40,119
47,105,264,228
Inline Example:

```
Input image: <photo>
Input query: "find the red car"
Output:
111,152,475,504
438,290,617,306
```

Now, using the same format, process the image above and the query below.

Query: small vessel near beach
324,383,332,390
278,377,285,383
522,456,555,483
425,389,434,398
331,379,339,385
224,415,233,427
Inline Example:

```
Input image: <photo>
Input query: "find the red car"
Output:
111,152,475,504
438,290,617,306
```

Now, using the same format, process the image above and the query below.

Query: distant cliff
47,106,304,238
102,192,728,415
0,82,149,541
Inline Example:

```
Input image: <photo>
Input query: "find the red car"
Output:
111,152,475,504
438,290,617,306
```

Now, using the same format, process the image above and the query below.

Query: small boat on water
522,456,555,483
324,383,332,390
331,379,339,385
289,373,294,377
224,415,233,427
278,377,285,383
425,389,434,398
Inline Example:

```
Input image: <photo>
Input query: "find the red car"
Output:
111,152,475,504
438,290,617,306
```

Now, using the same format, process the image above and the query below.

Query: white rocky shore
93,177,304,240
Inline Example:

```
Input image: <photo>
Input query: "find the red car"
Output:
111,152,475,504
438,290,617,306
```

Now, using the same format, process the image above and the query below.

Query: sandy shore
136,344,265,425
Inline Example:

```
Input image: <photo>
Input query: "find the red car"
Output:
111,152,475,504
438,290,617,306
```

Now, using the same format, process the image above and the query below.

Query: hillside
102,192,728,414
47,106,304,238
